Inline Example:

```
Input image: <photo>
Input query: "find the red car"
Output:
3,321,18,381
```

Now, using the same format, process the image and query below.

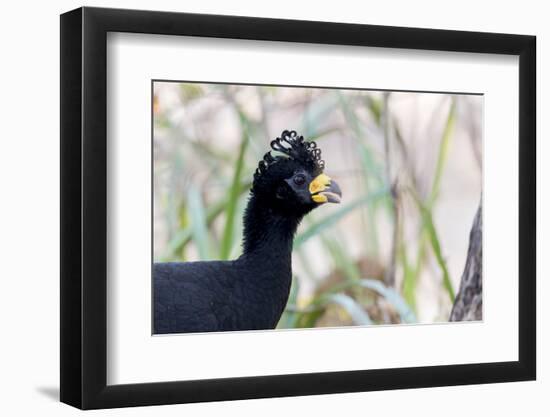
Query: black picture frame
60,6,536,410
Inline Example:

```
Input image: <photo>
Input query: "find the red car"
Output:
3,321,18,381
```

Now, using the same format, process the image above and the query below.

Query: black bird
154,130,342,334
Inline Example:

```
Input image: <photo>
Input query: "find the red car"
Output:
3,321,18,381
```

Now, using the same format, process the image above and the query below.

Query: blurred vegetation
153,82,482,328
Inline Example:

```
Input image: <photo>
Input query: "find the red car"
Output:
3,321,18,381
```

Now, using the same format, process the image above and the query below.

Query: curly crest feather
253,130,324,185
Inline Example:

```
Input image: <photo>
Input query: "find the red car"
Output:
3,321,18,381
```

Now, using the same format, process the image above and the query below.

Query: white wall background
0,0,545,415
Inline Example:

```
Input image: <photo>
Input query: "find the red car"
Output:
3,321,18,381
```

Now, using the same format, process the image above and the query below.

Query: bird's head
251,130,342,217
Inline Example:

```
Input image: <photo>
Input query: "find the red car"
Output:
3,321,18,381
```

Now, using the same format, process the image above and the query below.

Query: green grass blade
409,188,455,302
337,92,384,185
365,95,383,124
307,277,416,324
337,92,387,256
187,185,210,260
417,200,456,302
278,276,300,329
406,99,457,305
161,228,192,261
399,241,418,312
301,93,339,138
160,181,252,261
294,188,389,249
320,234,361,282
428,98,456,207
357,279,417,323
325,293,373,325
219,123,249,260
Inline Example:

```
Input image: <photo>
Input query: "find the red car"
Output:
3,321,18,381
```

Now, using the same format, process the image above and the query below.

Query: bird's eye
293,174,306,186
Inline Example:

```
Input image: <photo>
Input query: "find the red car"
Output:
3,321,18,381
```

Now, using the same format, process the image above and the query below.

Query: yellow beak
309,173,342,204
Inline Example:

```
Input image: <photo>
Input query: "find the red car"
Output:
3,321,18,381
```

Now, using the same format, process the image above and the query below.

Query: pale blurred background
153,81,482,328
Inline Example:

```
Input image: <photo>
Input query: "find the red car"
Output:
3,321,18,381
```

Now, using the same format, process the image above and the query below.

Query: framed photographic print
60,6,536,409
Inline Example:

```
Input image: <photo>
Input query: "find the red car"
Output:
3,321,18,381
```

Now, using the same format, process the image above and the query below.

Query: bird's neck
237,194,302,325
240,195,302,261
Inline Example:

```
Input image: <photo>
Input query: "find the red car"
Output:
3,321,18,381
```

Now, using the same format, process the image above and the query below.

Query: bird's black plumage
154,130,342,334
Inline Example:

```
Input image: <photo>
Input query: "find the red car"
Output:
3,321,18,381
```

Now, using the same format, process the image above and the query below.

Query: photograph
152,81,483,334
55,5,538,410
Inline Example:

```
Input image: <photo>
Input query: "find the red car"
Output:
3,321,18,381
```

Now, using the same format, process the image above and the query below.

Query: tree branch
450,201,482,321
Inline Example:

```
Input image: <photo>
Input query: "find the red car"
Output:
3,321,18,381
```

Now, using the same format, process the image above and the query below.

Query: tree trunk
450,202,482,321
